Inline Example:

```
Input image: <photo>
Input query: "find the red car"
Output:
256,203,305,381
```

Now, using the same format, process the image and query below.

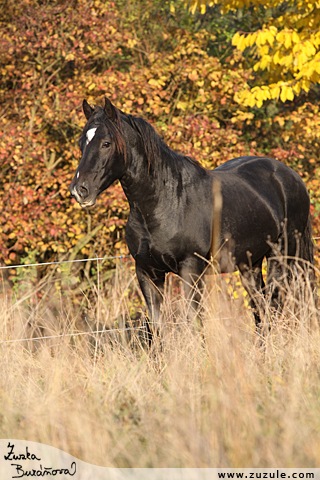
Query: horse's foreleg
136,265,165,339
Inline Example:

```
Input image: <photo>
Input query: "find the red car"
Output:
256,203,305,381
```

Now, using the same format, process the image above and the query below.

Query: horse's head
69,98,126,207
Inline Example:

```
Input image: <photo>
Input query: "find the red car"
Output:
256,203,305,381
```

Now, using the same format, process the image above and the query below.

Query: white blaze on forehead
86,127,97,145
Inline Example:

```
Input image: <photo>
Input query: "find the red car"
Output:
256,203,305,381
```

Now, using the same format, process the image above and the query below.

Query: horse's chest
126,217,179,275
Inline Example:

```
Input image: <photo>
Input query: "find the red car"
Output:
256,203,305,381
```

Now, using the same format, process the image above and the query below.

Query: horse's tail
300,214,314,266
300,214,318,316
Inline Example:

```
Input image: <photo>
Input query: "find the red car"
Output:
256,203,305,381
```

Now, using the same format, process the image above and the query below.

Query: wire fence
0,253,131,271
0,325,147,345
0,253,135,345
1,234,320,272
1,238,319,346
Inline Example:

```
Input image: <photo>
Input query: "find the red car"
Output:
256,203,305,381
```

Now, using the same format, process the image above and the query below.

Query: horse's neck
120,148,161,213
120,142,204,216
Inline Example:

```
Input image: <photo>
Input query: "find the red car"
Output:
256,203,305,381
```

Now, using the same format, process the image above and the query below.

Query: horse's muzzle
69,179,96,207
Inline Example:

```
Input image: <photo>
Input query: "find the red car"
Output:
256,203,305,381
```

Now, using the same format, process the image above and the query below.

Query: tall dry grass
0,261,319,467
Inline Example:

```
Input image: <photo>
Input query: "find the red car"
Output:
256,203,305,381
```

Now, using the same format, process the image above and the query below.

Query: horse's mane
92,106,203,171
122,114,204,171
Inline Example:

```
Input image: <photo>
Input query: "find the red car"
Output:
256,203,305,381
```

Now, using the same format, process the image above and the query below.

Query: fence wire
0,253,134,345
0,325,147,345
0,254,131,271
1,235,320,271
0,239,319,345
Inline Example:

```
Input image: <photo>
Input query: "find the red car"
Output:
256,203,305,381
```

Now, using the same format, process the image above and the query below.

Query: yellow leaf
200,1,206,14
286,87,294,101
127,38,137,48
284,32,292,49
271,85,280,99
280,86,288,102
247,94,256,108
232,32,240,47
280,53,293,67
273,50,281,64
236,35,247,52
305,41,316,57
148,78,159,87
315,60,320,74
260,55,271,70
248,32,257,47
255,90,264,108
66,52,75,61
265,31,275,46
177,101,187,110
275,115,284,126
292,31,300,43
301,78,311,92
256,31,266,47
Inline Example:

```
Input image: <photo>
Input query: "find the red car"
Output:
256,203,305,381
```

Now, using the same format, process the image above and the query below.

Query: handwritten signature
4,442,77,478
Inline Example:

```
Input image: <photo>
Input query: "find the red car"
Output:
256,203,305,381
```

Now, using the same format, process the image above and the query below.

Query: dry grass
0,261,319,468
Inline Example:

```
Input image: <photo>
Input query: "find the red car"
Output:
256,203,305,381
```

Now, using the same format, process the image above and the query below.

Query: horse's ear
83,99,94,120
104,97,118,123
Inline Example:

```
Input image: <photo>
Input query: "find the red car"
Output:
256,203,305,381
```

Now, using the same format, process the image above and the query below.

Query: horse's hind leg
297,215,317,308
265,233,298,314
239,258,265,331
266,215,317,317
265,255,288,312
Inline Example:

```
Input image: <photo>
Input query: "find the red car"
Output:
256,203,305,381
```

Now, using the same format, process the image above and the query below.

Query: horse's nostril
77,184,89,199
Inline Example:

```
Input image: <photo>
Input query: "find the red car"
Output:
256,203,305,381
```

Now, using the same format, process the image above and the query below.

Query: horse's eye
102,141,111,148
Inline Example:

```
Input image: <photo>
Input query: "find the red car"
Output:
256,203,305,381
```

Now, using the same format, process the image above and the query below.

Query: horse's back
214,155,302,184
214,156,309,215
212,156,310,266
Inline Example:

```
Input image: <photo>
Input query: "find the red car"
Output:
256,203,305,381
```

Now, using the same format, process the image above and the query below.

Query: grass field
0,261,319,468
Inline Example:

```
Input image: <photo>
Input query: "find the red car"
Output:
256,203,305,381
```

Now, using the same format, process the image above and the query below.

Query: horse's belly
219,194,281,269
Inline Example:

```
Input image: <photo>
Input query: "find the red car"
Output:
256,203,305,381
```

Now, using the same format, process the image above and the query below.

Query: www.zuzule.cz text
218,472,314,479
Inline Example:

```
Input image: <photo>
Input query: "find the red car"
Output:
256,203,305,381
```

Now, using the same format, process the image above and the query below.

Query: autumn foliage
190,0,320,105
1,0,320,276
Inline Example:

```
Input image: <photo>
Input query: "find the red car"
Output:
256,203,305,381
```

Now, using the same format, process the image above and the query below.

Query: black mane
122,113,204,171
91,105,203,171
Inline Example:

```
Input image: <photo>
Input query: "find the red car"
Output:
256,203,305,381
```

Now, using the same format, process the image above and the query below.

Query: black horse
70,98,314,329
